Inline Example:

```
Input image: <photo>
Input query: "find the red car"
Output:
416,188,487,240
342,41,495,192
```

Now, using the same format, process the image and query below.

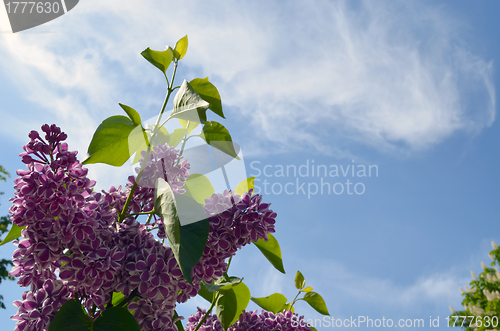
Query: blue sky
0,0,499,329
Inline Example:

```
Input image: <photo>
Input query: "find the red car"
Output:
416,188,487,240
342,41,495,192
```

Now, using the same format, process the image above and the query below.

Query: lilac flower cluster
9,125,123,329
8,124,279,331
189,190,276,285
185,308,314,331
127,144,190,214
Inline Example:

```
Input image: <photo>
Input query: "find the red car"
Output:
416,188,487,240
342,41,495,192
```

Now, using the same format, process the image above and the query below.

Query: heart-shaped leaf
111,292,125,306
253,233,285,274
93,306,140,331
154,178,209,284
200,121,240,160
171,80,210,123
83,116,144,166
295,270,306,290
154,178,181,271
251,293,288,314
141,47,174,73
178,216,210,284
183,173,215,205
173,311,185,331
302,286,313,293
300,291,330,316
0,223,24,246
229,282,251,325
205,277,243,292
189,77,225,119
48,299,90,331
173,35,188,60
179,119,199,133
119,103,142,126
235,177,255,196
168,128,188,147
198,282,215,303
216,288,237,331
216,282,251,330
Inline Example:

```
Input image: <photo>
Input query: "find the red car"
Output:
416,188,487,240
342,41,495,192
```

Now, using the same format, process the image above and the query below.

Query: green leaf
251,293,288,314
183,173,215,205
176,194,208,226
283,303,295,313
178,216,210,284
141,47,173,73
0,223,24,246
201,121,240,160
295,270,306,290
179,119,199,133
82,116,144,166
253,233,285,274
147,124,170,147
198,282,215,303
130,124,165,165
169,128,188,147
93,306,140,331
189,77,225,119
173,311,185,331
302,286,313,293
48,299,90,331
171,80,209,123
235,177,255,196
216,282,251,329
154,177,181,273
300,291,330,316
205,277,243,292
173,35,188,60
230,282,251,325
216,288,238,331
111,292,125,306
154,179,209,284
118,103,142,126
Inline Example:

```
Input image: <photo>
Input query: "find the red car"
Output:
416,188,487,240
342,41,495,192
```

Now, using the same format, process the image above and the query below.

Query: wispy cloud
294,256,470,320
0,0,494,188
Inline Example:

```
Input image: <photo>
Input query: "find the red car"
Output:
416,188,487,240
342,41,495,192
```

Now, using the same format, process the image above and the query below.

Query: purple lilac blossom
9,124,278,331
185,308,314,331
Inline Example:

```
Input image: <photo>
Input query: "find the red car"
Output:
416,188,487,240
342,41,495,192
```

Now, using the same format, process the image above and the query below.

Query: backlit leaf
253,233,285,274
141,47,173,73
300,291,330,316
251,293,288,314
189,77,225,119
173,35,188,60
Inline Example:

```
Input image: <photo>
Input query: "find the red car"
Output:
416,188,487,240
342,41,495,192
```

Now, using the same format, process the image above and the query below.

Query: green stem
119,60,179,222
145,213,154,225
153,61,179,135
124,211,153,218
289,289,302,311
178,120,190,157
192,292,220,331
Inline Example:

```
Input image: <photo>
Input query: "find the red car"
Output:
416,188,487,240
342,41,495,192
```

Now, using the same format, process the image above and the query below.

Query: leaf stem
124,211,153,218
145,213,154,225
119,59,179,222
289,289,302,311
153,60,179,134
192,292,220,331
178,120,190,157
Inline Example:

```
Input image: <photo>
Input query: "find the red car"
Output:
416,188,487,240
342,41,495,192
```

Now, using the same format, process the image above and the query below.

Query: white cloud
0,0,495,188
312,258,468,309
